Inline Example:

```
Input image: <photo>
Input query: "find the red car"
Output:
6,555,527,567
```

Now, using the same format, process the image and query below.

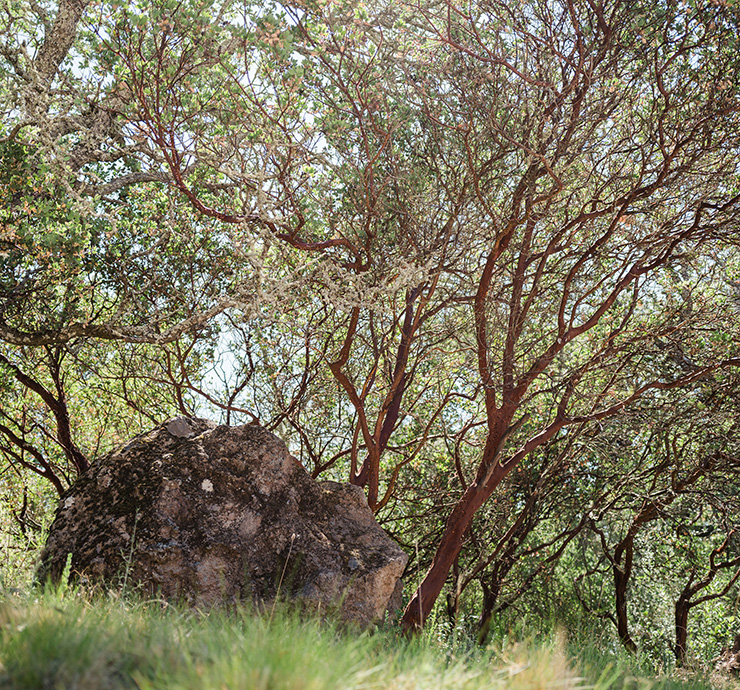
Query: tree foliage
2,0,740,661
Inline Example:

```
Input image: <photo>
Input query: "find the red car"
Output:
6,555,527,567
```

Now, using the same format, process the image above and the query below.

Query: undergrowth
0,478,735,689
0,585,734,690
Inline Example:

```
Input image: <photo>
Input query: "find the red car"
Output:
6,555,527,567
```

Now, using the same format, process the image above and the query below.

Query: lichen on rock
38,417,408,626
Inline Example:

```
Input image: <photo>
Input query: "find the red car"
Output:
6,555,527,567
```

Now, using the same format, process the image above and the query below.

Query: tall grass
0,589,567,690
0,480,732,690
0,586,730,690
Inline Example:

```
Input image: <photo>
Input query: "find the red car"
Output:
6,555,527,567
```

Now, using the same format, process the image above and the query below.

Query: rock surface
38,417,408,625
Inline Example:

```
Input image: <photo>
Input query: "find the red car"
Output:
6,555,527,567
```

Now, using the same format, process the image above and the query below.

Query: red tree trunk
675,599,690,665
401,456,509,631
614,561,637,653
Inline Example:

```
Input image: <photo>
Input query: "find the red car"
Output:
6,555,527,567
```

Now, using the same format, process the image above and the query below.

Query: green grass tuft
0,588,732,690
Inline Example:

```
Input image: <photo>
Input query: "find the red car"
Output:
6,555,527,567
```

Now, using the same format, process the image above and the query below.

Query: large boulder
38,417,408,625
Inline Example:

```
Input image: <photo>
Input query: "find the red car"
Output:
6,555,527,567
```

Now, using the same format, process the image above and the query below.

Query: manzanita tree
2,0,740,638
390,0,740,629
